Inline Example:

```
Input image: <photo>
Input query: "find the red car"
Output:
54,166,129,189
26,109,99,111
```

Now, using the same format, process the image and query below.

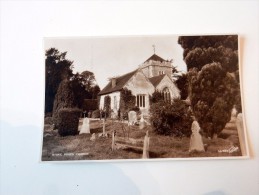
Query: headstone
80,117,90,134
111,111,117,119
142,131,150,159
189,120,205,152
90,133,96,141
128,111,137,126
139,114,145,130
236,113,247,156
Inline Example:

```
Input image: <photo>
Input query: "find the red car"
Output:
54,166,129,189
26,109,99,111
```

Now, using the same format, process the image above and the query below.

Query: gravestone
139,113,145,130
189,120,205,152
90,133,96,141
128,111,137,126
236,113,247,156
142,131,150,158
80,117,90,134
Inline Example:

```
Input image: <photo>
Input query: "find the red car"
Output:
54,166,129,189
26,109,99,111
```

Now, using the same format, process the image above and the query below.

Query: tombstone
128,111,137,126
142,131,150,159
80,117,90,134
236,113,247,156
111,110,117,119
90,133,96,141
88,111,92,118
139,113,145,130
189,120,205,152
83,110,87,118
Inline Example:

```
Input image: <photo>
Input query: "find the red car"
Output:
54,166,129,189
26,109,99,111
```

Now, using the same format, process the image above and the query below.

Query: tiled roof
149,74,166,87
144,54,166,63
98,70,138,95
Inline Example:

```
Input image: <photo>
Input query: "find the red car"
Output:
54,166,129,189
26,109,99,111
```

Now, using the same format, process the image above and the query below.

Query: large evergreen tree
45,48,73,113
178,35,241,138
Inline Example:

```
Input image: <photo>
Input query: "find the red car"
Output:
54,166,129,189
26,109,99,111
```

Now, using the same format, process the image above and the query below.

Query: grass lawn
42,118,242,161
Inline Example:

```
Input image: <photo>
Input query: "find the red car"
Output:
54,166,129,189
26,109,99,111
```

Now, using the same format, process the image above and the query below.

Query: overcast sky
44,35,187,89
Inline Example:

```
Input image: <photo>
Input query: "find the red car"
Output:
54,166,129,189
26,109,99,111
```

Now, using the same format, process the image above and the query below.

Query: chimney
111,78,116,88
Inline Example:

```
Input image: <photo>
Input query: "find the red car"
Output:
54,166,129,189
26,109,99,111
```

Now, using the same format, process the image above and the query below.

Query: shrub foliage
58,108,81,136
52,79,75,128
178,35,241,137
150,100,192,137
119,88,136,119
103,95,111,118
82,99,98,113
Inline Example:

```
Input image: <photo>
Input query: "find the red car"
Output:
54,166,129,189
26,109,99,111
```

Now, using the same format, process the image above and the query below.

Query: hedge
58,108,81,136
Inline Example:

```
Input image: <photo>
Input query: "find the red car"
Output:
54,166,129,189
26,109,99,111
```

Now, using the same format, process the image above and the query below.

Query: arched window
163,87,171,102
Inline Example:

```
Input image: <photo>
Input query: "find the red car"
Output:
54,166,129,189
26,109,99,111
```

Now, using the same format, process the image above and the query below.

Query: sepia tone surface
42,35,248,161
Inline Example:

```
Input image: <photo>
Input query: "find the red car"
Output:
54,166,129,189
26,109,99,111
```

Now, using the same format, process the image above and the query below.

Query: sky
44,35,187,89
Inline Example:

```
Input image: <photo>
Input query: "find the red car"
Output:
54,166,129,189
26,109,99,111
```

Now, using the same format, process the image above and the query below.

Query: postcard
41,35,249,162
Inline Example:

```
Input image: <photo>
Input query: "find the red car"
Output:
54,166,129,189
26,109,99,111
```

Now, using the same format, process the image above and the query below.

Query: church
98,53,180,116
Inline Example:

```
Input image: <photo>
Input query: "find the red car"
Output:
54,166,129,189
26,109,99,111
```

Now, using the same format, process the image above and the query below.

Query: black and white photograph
42,35,248,161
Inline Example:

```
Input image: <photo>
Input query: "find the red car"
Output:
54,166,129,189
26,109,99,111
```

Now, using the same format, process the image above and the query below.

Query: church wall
99,91,121,115
156,76,180,100
124,71,155,115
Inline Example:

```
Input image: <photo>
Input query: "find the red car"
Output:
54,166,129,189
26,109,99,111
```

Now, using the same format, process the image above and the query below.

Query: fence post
112,130,115,151
142,131,150,159
102,119,105,136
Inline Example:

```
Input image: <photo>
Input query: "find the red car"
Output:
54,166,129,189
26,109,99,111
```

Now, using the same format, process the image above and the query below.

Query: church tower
138,53,173,79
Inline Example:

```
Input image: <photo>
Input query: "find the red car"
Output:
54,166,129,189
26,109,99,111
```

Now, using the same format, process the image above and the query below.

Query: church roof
98,70,138,95
149,74,166,87
144,54,166,63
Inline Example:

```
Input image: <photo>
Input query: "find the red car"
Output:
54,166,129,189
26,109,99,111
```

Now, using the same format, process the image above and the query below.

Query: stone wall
124,71,155,115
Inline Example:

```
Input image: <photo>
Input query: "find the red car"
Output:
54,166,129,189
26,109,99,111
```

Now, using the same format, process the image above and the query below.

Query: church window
159,71,165,75
136,95,146,108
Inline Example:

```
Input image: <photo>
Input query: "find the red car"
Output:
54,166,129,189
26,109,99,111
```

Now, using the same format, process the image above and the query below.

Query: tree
178,35,238,72
80,71,97,90
52,79,76,128
45,48,73,114
175,73,188,100
70,73,92,108
178,35,241,138
90,85,100,99
150,90,164,104
70,71,100,108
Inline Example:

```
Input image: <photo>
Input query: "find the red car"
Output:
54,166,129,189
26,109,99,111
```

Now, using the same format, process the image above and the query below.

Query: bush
58,108,81,136
92,109,100,118
44,117,53,125
188,64,238,137
150,90,164,104
130,106,140,113
82,99,98,113
52,79,75,128
150,100,192,137
120,88,136,116
103,96,111,118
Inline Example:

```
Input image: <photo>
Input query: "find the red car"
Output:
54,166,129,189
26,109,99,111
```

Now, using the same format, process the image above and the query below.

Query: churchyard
42,115,242,161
